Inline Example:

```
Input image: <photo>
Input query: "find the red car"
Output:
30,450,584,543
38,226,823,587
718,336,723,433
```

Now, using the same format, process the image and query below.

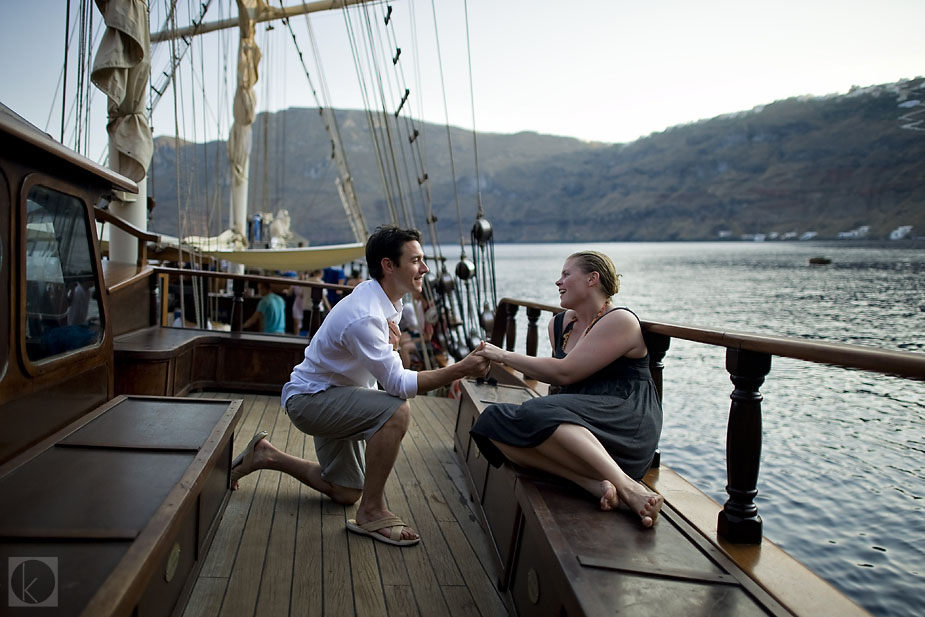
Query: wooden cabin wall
109,275,155,336
1,164,10,387
0,141,115,464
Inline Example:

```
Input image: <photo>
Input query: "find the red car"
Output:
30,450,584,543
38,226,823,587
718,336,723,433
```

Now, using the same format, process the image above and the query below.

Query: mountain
148,78,925,244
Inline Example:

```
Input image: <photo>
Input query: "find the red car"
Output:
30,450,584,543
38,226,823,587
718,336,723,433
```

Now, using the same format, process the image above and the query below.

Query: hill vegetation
149,78,925,244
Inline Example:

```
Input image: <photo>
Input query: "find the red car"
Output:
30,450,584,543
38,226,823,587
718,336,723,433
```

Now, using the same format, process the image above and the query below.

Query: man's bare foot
355,509,420,543
615,481,663,528
230,434,271,490
599,480,620,511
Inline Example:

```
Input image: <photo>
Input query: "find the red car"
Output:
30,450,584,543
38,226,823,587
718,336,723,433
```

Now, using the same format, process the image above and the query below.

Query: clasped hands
460,340,491,378
459,341,508,378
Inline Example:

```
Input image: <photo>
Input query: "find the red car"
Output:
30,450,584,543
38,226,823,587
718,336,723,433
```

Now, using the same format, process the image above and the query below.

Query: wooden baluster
505,304,519,352
525,307,541,358
718,348,771,544
644,332,670,404
644,332,671,468
489,302,508,347
155,272,170,326
231,278,244,332
309,286,324,336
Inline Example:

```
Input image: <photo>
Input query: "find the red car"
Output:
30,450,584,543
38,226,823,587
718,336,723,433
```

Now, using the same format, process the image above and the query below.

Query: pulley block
471,218,493,246
455,258,476,281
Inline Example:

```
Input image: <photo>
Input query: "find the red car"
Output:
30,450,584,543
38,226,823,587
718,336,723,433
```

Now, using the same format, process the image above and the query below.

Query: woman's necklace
561,301,610,349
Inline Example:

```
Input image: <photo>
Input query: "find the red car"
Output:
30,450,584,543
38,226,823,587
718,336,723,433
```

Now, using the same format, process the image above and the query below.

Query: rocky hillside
149,78,925,244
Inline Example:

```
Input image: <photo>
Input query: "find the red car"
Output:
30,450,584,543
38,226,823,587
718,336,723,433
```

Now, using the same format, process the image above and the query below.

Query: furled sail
228,0,262,192
90,0,153,182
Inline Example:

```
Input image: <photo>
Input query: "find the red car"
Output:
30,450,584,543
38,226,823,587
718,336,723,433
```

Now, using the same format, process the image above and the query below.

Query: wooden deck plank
438,521,509,617
219,396,286,617
393,432,465,586
381,452,453,616
254,414,298,617
182,576,225,617
322,510,355,616
403,400,459,522
442,584,483,617
181,394,264,617
197,393,267,579
184,391,511,617
428,393,460,435
382,584,420,617
404,396,511,615
371,525,412,588
291,435,325,617
347,527,389,617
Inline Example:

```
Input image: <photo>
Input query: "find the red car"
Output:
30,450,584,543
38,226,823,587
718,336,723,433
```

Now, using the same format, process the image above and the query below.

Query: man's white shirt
281,279,419,405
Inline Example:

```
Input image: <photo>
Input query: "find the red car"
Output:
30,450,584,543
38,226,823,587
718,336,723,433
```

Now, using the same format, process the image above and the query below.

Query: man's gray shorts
285,387,405,489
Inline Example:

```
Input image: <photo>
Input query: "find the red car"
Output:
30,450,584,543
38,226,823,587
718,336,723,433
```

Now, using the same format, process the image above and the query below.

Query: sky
1,0,923,164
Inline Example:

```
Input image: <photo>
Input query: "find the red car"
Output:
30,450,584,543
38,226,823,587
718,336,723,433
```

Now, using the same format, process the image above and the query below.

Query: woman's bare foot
615,481,663,528
599,480,620,511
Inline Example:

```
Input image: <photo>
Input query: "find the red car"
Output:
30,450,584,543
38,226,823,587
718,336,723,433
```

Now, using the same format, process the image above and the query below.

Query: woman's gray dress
469,308,662,480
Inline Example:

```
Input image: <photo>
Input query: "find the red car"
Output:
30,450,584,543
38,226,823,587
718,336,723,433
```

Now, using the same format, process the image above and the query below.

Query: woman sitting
471,250,664,527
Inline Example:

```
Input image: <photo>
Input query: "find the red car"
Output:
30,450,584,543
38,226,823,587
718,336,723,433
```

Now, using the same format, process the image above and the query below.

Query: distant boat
809,256,832,265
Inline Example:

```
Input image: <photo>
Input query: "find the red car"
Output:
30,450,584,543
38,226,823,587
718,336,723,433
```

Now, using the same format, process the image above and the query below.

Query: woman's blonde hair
569,251,621,298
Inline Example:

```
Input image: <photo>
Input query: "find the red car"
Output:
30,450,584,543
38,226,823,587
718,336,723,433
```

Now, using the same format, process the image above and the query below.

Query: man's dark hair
366,225,422,280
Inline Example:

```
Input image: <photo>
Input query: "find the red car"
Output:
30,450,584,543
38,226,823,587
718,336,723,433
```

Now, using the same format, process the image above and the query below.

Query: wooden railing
94,206,160,268
488,297,925,544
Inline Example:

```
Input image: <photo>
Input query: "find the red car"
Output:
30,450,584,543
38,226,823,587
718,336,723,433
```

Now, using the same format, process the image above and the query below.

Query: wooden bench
0,395,242,616
454,378,868,617
114,326,308,396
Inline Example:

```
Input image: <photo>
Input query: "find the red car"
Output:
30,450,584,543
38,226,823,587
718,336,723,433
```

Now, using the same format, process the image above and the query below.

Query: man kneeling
229,225,489,546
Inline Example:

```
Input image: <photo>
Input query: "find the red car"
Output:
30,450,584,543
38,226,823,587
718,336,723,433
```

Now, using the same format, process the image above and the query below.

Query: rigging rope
149,0,213,113
362,3,417,227
463,0,483,220
282,2,367,242
462,0,496,315
169,6,187,327
428,0,465,253
341,7,400,225
404,0,443,265
372,2,434,231
62,0,72,142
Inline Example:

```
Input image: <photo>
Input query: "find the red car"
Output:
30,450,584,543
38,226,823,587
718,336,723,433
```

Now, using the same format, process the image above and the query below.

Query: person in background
470,250,664,528
322,265,347,307
398,288,432,369
290,273,306,335
280,271,300,335
242,280,286,333
346,267,364,287
228,225,490,547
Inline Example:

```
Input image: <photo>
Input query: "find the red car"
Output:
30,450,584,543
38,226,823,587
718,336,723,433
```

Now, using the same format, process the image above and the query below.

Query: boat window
24,185,104,362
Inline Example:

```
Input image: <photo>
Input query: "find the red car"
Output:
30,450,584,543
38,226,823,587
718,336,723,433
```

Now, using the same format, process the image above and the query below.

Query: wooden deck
182,391,510,617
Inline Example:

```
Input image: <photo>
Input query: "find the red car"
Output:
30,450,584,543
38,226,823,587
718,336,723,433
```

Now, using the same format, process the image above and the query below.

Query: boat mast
152,0,376,262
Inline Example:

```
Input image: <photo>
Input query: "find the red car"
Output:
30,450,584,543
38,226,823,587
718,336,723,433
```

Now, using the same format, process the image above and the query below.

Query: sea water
477,241,924,617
